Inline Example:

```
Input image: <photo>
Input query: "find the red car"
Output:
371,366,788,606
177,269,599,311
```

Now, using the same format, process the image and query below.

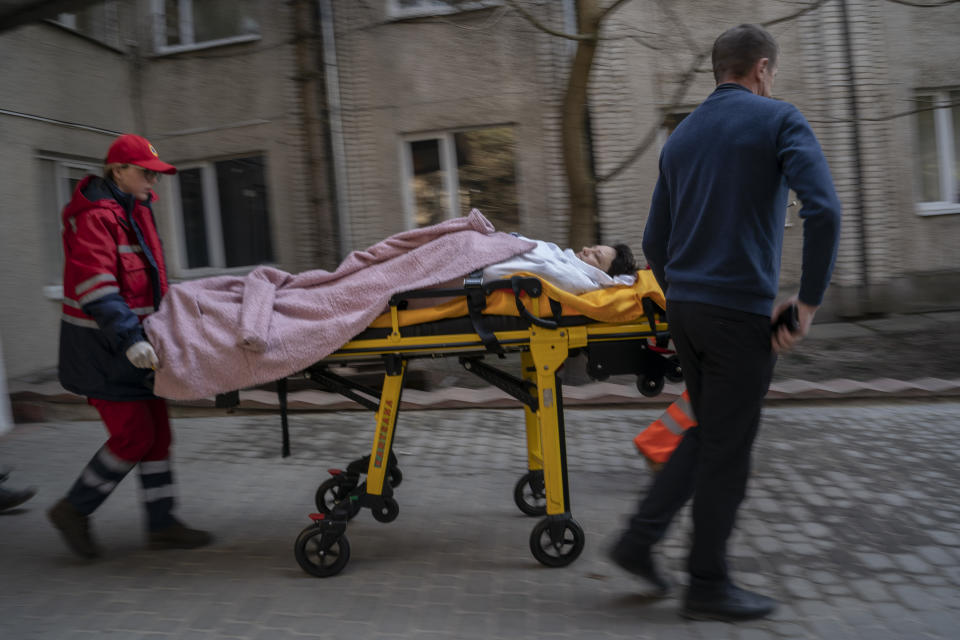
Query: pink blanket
144,210,535,400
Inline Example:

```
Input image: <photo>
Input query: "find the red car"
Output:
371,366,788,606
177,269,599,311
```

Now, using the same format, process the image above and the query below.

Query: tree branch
502,0,597,41
761,0,830,28
597,51,709,183
599,0,635,21
807,99,960,124
597,0,831,183
655,0,700,56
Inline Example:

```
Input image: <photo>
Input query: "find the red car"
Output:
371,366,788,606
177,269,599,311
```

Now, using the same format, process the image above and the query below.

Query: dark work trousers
621,301,776,586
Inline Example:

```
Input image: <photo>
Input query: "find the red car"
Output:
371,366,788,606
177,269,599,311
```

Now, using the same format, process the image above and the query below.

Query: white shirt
482,237,636,295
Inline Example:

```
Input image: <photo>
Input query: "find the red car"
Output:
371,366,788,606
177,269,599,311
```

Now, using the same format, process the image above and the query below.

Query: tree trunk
562,0,601,250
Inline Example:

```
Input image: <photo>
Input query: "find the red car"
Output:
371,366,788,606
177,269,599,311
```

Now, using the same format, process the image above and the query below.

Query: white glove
126,341,159,369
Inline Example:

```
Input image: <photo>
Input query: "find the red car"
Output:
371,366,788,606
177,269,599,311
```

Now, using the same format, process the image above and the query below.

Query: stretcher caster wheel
513,470,547,517
529,516,585,568
665,356,683,383
371,497,400,523
636,375,665,397
388,466,403,488
294,526,350,578
315,477,362,519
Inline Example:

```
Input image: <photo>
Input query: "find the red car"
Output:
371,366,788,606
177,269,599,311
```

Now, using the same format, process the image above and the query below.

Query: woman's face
576,245,616,273
112,164,159,201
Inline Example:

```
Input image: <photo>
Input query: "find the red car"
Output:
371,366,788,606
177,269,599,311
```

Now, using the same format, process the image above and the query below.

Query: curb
10,377,960,421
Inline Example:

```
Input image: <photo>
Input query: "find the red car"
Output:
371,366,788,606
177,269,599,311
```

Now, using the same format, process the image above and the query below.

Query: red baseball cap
106,134,177,175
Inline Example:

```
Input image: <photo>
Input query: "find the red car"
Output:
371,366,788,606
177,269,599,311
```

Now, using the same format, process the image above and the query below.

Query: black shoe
608,540,672,596
681,582,777,621
0,485,36,512
148,519,213,550
48,499,101,559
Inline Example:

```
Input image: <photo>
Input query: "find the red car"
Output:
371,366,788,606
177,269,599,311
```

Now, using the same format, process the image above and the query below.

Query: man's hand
771,295,817,353
125,340,159,369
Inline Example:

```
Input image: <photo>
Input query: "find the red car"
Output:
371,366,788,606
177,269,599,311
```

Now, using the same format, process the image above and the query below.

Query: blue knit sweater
642,83,842,316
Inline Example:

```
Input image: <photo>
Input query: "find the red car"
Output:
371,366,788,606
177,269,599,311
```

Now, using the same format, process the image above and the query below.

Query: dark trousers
621,301,776,585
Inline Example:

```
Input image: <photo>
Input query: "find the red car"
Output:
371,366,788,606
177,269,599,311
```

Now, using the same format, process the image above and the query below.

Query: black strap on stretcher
389,272,562,356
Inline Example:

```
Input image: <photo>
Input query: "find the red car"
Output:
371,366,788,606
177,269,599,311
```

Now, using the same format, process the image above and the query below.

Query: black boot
681,581,777,621
608,539,672,596
0,485,36,512
48,498,101,559
148,518,213,550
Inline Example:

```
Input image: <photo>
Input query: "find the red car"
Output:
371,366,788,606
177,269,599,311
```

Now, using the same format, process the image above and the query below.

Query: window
657,111,690,149
402,126,520,232
37,155,102,298
386,0,502,20
51,2,120,49
174,156,274,271
152,0,260,54
916,90,960,215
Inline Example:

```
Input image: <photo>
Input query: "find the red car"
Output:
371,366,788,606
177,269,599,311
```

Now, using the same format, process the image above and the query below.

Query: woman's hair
103,161,126,181
607,243,637,277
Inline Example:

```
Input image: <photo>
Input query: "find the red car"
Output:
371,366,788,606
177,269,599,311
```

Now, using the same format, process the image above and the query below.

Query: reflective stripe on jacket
58,175,169,400
633,390,697,464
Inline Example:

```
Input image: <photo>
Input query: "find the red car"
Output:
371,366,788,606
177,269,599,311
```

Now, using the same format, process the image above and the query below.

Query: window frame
150,0,261,56
399,126,521,230
915,90,960,217
37,154,103,300
400,131,461,229
170,156,275,277
385,0,502,20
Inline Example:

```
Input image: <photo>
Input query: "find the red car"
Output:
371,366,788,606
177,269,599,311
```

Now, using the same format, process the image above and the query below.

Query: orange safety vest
633,390,697,466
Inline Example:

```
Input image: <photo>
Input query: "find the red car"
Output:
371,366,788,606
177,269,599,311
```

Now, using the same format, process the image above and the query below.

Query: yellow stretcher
281,271,678,578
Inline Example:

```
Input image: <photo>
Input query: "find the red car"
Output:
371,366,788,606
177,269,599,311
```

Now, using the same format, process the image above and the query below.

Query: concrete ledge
10,377,960,421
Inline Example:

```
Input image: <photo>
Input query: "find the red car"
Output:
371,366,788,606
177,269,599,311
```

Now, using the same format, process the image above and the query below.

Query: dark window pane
663,112,689,136
192,0,259,43
952,90,960,202
216,156,273,267
165,0,181,46
178,168,209,268
454,127,519,232
917,95,940,202
410,139,446,227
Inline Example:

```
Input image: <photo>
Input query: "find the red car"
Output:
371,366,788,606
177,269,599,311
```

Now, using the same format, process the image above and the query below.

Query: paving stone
850,579,892,602
783,577,819,599
3,403,960,639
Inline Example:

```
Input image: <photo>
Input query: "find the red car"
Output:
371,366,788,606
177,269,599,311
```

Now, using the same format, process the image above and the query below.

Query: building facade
1,0,958,382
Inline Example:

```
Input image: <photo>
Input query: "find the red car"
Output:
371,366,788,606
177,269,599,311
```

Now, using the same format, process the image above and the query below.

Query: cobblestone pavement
1,400,959,639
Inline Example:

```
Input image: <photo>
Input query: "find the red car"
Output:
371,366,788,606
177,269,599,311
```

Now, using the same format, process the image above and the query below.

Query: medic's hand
771,295,817,353
126,341,159,369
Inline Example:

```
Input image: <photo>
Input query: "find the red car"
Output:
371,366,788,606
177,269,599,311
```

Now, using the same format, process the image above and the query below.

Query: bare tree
440,0,954,247
506,0,631,249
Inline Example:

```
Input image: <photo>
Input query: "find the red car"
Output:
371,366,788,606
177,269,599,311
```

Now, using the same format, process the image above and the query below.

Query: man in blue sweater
610,24,841,621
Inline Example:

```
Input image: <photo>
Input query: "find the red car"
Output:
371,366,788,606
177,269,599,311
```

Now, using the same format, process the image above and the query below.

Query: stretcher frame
285,276,676,578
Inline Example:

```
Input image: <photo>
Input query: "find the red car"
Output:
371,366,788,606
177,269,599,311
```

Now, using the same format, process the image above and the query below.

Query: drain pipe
838,0,870,309
318,0,352,258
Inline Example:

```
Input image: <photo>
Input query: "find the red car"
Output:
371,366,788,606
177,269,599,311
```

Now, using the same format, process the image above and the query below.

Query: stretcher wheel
529,517,585,568
294,526,350,578
513,470,547,517
636,375,665,397
315,477,362,519
665,356,684,383
388,466,403,488
371,497,400,523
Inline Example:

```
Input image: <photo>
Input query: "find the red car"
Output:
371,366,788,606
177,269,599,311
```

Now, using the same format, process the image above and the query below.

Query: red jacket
58,176,169,400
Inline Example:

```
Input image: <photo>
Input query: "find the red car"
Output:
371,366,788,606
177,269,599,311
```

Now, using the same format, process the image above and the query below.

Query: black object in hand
772,304,799,334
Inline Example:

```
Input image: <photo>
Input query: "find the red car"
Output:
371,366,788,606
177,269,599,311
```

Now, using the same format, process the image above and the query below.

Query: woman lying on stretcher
410,238,638,310
482,237,637,295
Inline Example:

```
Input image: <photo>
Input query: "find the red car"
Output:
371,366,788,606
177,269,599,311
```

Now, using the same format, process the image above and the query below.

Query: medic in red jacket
49,134,211,559
58,171,169,400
